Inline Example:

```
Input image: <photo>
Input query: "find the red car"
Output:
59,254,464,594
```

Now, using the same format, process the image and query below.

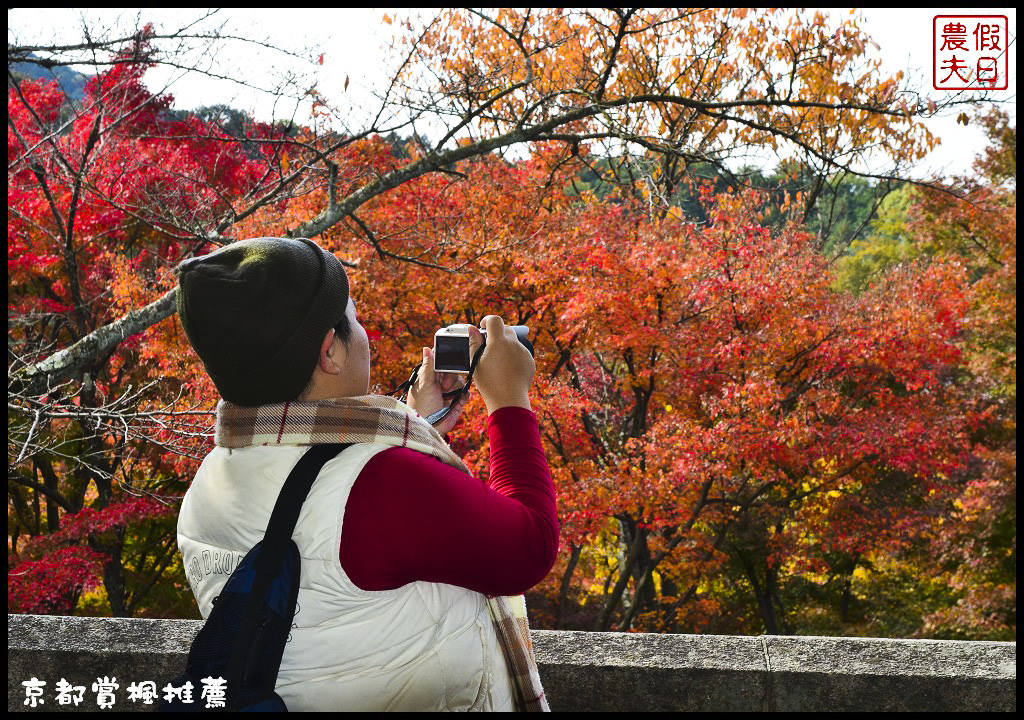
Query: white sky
7,7,1017,180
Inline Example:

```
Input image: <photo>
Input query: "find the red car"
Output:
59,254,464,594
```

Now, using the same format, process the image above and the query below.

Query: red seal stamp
933,15,1009,90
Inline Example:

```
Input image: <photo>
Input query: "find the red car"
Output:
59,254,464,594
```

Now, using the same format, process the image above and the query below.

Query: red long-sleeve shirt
339,406,559,596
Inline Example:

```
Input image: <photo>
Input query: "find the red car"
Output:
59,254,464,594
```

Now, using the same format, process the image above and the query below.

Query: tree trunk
103,556,128,616
766,566,792,635
595,521,645,631
739,552,778,634
616,520,659,631
840,576,853,623
555,543,582,629
618,564,656,631
659,575,680,632
91,531,128,616
43,463,60,532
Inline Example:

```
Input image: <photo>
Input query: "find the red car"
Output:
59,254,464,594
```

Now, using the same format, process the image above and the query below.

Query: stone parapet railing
7,614,1016,712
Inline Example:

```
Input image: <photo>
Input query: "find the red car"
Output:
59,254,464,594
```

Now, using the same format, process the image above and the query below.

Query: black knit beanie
176,237,349,406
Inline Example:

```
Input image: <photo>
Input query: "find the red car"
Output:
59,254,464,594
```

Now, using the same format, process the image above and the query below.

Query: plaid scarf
215,395,550,712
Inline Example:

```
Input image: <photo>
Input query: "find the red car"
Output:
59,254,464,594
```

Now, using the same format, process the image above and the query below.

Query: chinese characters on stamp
934,15,1009,90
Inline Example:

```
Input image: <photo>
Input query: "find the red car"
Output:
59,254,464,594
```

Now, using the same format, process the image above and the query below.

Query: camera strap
387,344,486,427
424,343,486,426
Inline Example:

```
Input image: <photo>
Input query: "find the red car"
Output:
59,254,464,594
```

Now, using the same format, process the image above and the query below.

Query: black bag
161,443,350,712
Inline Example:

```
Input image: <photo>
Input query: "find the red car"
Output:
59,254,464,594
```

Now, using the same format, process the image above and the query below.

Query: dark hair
297,309,352,400
333,311,352,346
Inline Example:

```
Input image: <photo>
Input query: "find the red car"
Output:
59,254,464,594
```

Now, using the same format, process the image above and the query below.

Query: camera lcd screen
434,335,470,372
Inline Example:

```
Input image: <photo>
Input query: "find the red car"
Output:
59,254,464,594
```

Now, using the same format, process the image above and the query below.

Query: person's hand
406,346,469,435
469,316,534,414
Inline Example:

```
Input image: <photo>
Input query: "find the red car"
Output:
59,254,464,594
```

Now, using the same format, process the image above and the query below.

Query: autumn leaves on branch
9,9,982,391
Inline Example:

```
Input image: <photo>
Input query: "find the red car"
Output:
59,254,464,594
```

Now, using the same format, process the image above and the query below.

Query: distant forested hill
9,56,89,104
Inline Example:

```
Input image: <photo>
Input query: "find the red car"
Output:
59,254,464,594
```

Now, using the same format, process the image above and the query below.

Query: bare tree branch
12,288,179,395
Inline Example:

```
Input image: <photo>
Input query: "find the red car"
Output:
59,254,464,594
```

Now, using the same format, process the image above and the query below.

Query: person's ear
318,328,341,374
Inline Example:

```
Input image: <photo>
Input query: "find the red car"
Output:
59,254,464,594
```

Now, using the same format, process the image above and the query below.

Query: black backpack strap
225,443,351,708
255,443,351,573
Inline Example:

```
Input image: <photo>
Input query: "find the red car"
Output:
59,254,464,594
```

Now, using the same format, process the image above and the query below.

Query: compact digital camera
433,323,532,374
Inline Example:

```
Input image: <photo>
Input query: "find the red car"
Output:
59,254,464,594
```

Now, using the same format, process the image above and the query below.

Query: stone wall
8,614,1016,712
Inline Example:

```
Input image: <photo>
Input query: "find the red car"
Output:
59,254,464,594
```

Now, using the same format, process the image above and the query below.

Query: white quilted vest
177,443,515,711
